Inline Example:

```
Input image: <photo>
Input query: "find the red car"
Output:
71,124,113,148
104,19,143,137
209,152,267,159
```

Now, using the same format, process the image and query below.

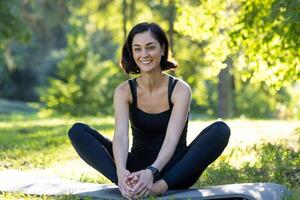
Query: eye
147,46,156,50
133,48,141,52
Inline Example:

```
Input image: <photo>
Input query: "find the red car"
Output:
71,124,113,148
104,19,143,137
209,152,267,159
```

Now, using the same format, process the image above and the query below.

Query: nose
141,48,149,57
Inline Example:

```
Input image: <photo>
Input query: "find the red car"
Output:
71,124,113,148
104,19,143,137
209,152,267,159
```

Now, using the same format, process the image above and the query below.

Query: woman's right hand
117,169,134,199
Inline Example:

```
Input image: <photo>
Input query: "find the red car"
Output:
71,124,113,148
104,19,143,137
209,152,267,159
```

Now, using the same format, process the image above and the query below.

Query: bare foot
149,179,168,196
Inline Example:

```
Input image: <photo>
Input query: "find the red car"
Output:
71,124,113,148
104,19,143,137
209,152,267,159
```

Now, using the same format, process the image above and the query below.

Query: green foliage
234,79,279,118
197,143,300,198
39,1,128,116
40,44,125,116
174,0,299,118
230,0,300,88
175,0,236,76
0,0,299,119
0,0,31,100
0,0,69,101
0,0,30,44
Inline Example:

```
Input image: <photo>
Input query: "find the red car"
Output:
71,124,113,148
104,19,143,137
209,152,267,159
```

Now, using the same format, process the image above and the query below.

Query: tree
218,57,234,118
0,0,69,101
230,0,300,88
0,0,29,98
40,0,127,116
174,0,299,118
175,0,238,118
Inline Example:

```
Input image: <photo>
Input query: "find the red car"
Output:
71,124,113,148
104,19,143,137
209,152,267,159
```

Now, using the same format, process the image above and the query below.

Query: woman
68,22,230,199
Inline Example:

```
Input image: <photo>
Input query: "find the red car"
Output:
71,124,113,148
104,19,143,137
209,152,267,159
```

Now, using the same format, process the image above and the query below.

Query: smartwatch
146,166,160,180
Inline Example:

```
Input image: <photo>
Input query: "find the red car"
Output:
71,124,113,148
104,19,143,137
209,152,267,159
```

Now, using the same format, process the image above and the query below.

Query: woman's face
132,31,164,73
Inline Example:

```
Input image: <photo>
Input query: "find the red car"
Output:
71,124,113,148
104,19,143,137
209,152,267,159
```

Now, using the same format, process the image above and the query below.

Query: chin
139,64,161,72
138,65,155,72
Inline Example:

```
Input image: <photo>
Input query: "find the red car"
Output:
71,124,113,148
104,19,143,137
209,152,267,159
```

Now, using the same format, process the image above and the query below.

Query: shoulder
173,77,192,97
169,76,191,105
114,80,132,102
115,80,130,93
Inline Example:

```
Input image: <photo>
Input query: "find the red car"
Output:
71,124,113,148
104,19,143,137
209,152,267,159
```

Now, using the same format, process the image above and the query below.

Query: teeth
141,60,151,64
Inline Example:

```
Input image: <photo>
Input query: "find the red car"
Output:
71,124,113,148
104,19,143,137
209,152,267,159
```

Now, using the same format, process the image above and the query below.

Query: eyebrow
132,42,157,47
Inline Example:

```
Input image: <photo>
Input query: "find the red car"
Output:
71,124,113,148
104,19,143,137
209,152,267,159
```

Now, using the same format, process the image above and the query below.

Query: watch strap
146,166,160,180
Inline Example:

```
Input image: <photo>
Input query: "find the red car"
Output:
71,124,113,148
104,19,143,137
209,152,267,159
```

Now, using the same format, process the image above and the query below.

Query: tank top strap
168,76,178,107
128,78,137,107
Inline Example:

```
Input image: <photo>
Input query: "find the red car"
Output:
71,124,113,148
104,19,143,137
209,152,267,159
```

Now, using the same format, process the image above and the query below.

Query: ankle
150,179,168,195
158,179,168,192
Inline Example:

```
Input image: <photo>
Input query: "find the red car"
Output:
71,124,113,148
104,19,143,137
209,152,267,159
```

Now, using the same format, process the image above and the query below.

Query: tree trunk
168,0,175,76
130,0,135,25
122,0,127,42
218,57,234,118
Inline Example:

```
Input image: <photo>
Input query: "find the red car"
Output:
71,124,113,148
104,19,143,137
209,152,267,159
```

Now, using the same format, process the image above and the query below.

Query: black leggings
68,121,230,189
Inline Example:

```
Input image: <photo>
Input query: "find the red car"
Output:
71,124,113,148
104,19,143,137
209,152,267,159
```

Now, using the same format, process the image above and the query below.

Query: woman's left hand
127,169,154,198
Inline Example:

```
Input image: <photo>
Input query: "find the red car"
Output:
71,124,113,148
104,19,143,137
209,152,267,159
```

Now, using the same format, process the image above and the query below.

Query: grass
0,112,299,199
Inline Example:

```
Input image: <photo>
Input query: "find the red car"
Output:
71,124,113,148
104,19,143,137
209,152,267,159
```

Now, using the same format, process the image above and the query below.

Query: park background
0,0,299,199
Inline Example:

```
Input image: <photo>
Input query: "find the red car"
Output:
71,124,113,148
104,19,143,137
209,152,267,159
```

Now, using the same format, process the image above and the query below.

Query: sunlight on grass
0,115,114,171
0,114,299,199
0,192,90,200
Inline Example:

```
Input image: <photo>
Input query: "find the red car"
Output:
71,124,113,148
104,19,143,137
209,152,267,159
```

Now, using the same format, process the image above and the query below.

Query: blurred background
0,0,299,118
0,1,300,199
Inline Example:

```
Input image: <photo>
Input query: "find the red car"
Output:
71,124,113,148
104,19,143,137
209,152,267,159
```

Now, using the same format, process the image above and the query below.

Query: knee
212,121,231,140
68,122,86,140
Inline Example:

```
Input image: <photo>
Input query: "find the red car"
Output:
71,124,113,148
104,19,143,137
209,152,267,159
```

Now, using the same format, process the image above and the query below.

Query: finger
123,188,134,199
131,180,143,192
123,193,132,200
121,192,130,199
124,183,134,194
134,182,146,195
135,187,149,199
123,177,132,187
129,181,136,188
145,190,150,197
119,187,131,199
132,175,139,182
121,182,134,195
130,176,138,185
128,182,134,188
126,179,134,188
128,172,138,179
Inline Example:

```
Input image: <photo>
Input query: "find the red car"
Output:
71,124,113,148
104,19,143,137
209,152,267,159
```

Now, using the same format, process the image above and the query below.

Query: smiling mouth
141,60,152,64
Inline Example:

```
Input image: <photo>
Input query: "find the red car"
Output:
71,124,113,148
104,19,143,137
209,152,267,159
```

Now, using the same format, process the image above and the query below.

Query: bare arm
151,80,191,171
112,82,130,173
113,82,135,198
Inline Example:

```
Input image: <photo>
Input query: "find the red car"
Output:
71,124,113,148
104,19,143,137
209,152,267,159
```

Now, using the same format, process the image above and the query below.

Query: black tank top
128,76,188,162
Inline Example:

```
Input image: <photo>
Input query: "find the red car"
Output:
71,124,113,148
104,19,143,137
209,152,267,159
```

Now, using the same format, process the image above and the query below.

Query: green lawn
0,113,299,199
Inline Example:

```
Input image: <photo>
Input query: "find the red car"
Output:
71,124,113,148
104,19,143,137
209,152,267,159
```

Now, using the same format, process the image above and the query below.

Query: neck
138,71,165,93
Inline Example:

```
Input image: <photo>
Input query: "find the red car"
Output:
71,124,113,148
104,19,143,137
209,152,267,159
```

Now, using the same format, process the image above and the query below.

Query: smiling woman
121,22,177,74
132,33,163,73
67,22,230,199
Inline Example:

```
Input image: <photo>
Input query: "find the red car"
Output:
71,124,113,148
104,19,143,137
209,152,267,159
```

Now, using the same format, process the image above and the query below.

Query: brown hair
120,22,177,74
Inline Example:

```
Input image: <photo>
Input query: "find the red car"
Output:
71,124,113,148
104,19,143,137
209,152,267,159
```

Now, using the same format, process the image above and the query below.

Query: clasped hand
118,169,154,199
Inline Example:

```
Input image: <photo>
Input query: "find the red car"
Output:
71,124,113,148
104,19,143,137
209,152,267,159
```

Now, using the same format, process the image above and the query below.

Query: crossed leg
68,121,230,195
157,121,231,192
